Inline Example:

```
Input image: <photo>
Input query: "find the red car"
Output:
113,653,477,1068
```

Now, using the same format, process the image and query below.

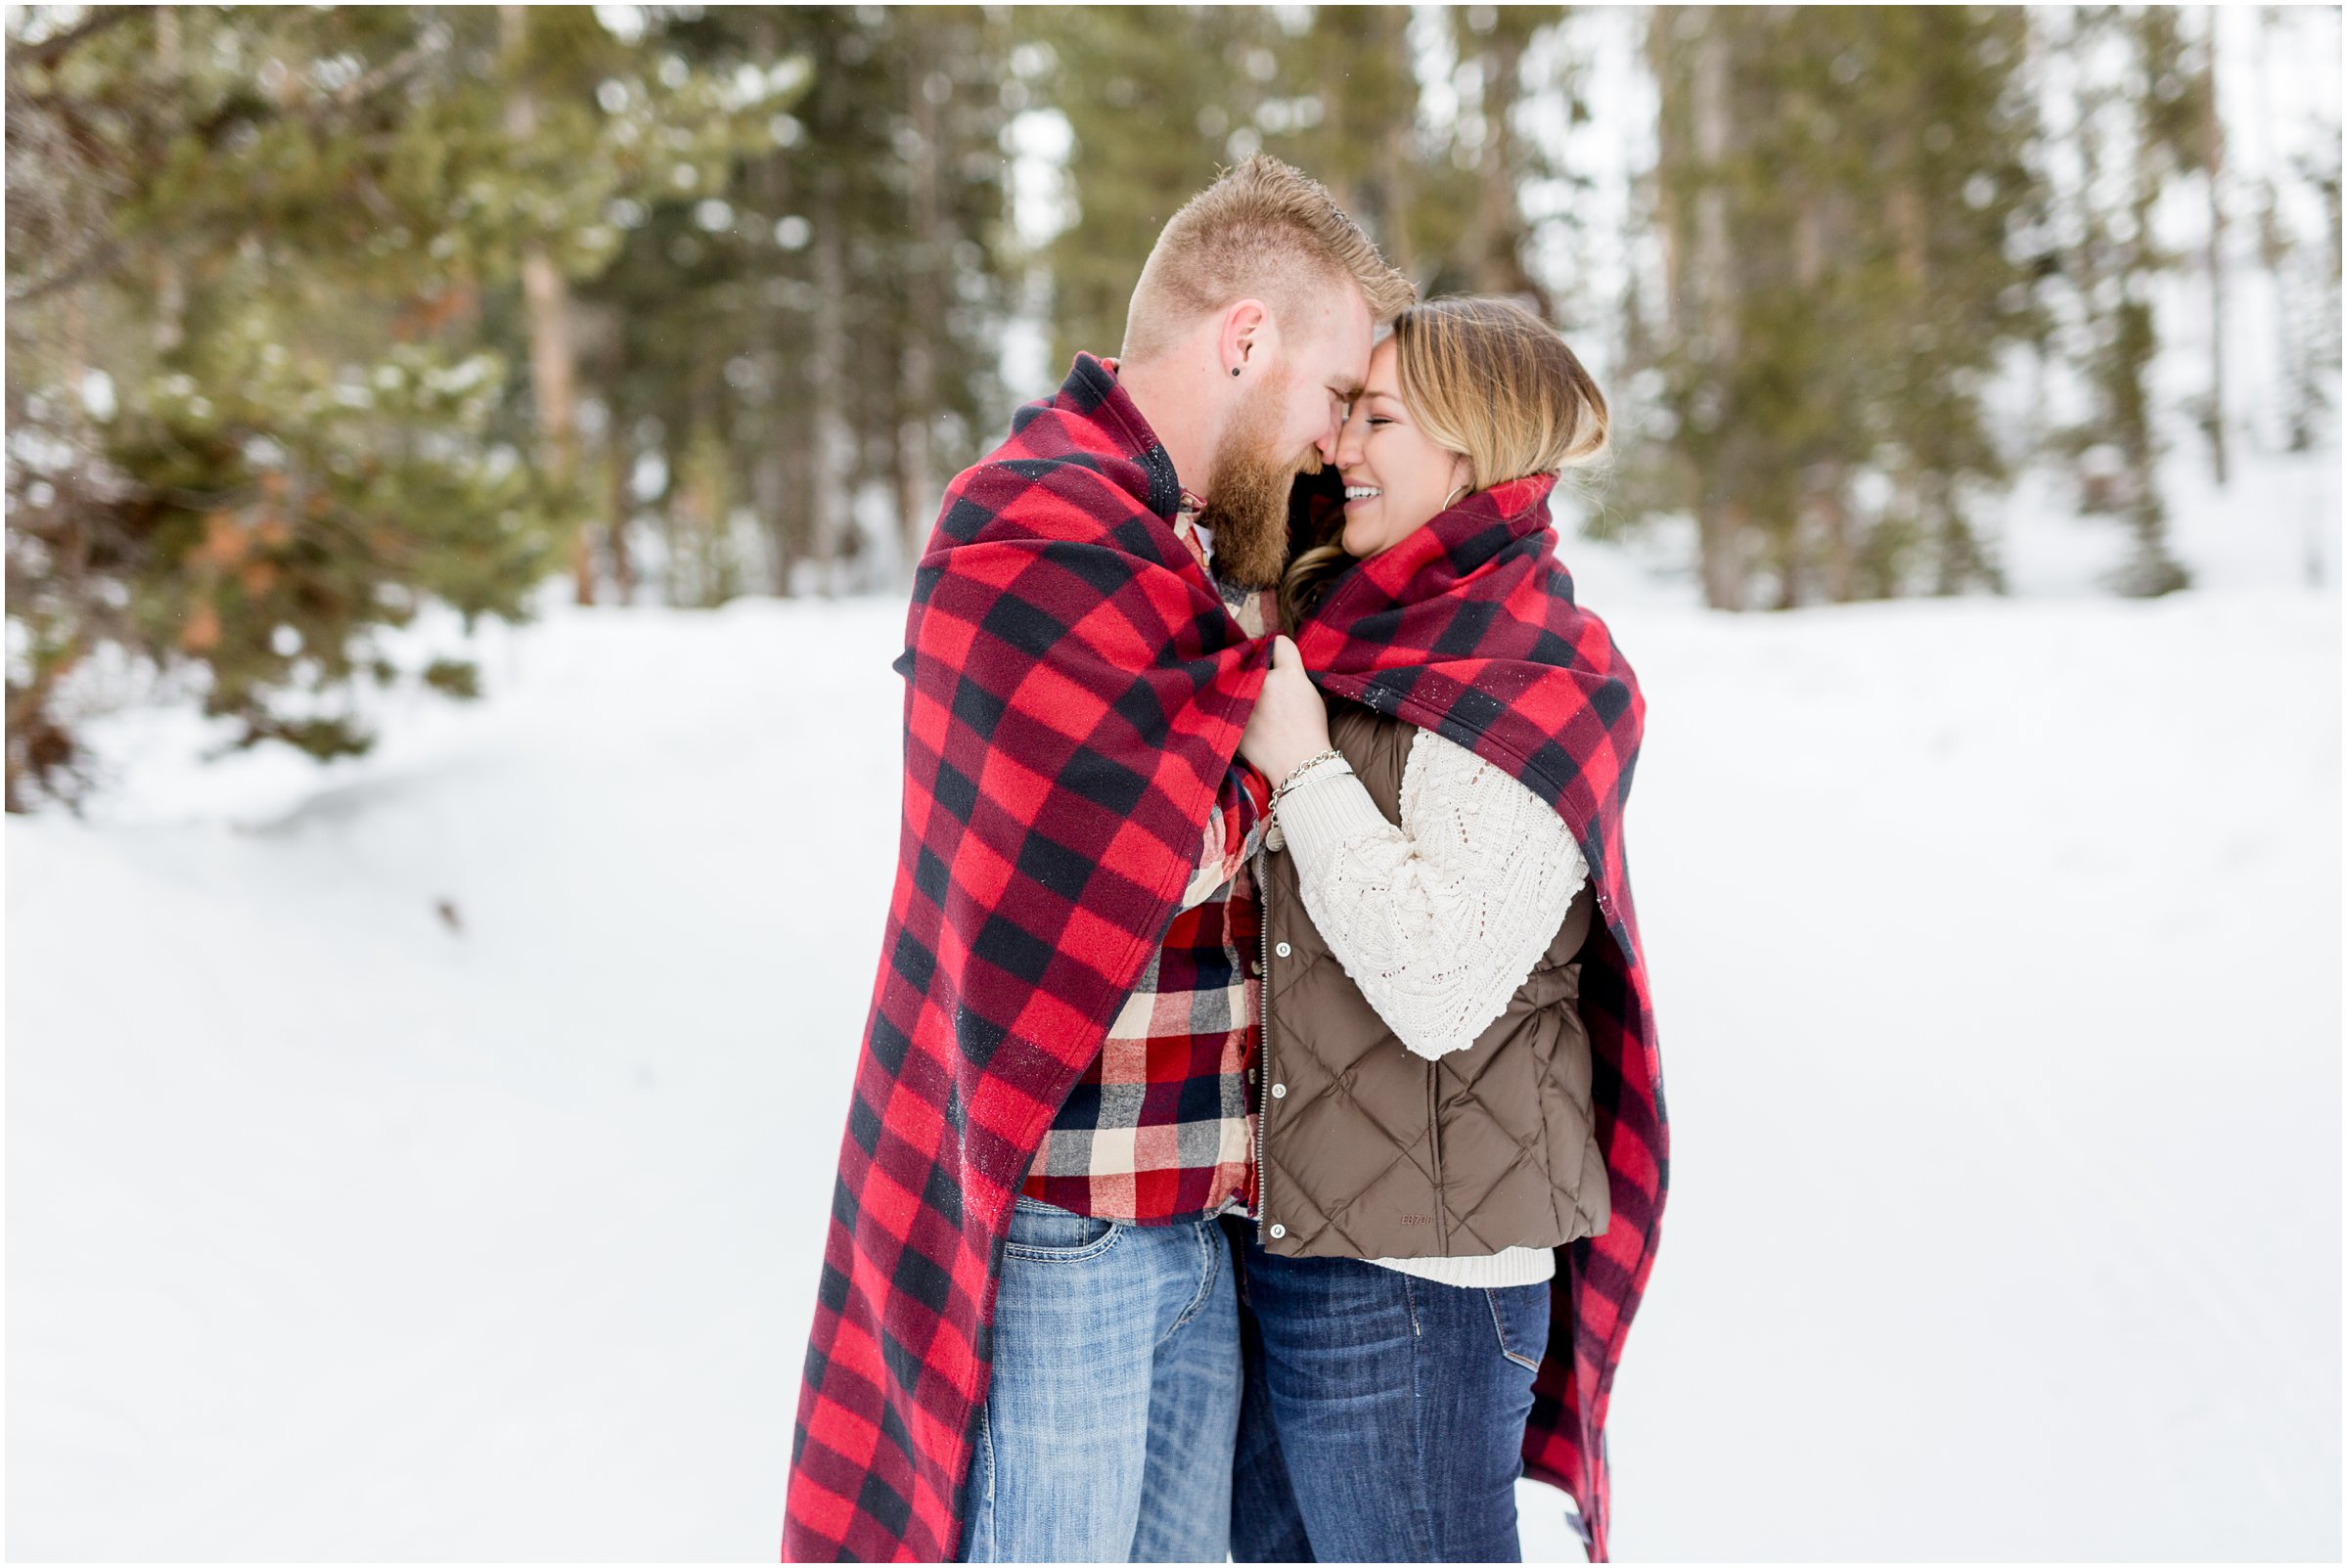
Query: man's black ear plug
1232,366,1241,377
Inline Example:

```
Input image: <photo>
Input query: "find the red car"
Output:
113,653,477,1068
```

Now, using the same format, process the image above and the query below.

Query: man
783,155,1413,1562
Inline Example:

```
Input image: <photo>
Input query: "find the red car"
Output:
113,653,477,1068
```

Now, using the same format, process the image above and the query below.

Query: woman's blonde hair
1278,296,1609,631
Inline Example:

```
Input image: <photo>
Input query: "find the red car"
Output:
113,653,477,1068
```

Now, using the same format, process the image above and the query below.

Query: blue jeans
959,1195,1240,1562
1224,1223,1550,1562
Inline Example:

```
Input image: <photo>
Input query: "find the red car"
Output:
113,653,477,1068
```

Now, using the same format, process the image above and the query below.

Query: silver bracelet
1269,747,1349,817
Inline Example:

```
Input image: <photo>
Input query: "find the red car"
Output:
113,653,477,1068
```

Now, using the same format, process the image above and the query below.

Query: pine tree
578,7,1013,604
2038,4,2201,598
1440,5,1560,311
1018,6,1286,373
1258,6,1429,280
2,5,742,809
1632,5,2042,608
2243,3,2341,465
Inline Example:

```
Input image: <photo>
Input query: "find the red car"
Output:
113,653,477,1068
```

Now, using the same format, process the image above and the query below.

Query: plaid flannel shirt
1017,502,1279,1224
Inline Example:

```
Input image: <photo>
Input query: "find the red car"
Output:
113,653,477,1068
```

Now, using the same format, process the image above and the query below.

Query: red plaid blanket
1287,466,1667,1563
782,353,1274,1560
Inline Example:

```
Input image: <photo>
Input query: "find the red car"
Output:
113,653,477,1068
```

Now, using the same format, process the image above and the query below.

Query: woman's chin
1342,519,1410,560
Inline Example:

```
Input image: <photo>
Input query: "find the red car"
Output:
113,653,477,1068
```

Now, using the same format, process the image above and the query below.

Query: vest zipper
1253,837,1273,1249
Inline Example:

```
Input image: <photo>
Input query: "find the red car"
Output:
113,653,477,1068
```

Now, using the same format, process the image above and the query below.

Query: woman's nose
1333,414,1364,470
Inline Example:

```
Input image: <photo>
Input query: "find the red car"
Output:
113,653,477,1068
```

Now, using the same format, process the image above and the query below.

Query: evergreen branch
10,18,447,308
6,233,124,304
328,34,441,111
7,5,153,73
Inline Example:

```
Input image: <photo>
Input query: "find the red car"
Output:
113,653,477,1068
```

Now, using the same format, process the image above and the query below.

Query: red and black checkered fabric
1016,507,1279,1226
782,353,1274,1561
1288,468,1668,1564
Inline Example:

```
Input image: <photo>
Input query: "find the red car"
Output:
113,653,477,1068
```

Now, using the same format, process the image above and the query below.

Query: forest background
7,3,2339,810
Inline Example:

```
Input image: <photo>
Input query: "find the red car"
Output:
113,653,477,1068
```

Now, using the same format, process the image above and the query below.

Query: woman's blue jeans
1224,1222,1551,1563
958,1195,1240,1562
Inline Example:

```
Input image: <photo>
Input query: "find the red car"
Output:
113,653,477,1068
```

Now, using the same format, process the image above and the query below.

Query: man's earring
1232,366,1241,377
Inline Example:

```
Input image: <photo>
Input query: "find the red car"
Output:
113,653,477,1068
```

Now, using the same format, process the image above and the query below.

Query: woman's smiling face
1332,335,1472,560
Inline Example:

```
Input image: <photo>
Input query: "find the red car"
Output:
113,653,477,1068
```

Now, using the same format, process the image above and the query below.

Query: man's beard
1196,373,1320,592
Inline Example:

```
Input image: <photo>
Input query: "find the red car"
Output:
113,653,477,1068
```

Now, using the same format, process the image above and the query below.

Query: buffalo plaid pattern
783,353,1277,1561
1020,505,1280,1224
1288,466,1667,1563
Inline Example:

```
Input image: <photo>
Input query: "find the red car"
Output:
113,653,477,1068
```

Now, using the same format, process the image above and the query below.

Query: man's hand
1239,634,1335,785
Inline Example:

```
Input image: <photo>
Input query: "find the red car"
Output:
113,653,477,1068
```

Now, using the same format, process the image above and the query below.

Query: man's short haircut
1120,154,1416,365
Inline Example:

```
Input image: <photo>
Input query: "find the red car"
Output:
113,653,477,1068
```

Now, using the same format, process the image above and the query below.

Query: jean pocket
1004,1194,1122,1261
1484,1281,1550,1374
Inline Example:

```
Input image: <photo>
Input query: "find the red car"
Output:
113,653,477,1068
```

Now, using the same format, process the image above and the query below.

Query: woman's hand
1240,634,1334,786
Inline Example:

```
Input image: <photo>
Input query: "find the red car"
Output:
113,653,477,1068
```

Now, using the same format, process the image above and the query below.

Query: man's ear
1219,298,1273,377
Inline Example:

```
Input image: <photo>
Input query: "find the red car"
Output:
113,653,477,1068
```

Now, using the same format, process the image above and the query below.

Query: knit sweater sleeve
1272,727,1589,1059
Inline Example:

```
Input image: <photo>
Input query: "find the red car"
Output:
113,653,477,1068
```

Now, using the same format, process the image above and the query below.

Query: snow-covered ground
8,436,2341,1560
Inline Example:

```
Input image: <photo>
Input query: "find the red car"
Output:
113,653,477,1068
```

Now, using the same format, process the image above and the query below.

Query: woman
1230,295,1660,1562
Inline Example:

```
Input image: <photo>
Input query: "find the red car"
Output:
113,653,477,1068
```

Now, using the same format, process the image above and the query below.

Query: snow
9,596,905,1558
1552,581,2339,1560
11,463,2339,1558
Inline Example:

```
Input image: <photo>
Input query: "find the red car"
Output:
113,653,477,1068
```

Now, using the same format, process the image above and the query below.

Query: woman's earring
1443,482,1469,508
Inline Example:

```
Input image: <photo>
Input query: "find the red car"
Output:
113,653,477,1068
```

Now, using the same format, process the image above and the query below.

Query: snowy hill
8,483,2341,1557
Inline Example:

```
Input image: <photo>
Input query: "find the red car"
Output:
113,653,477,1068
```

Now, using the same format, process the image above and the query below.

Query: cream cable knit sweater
1271,727,1592,1290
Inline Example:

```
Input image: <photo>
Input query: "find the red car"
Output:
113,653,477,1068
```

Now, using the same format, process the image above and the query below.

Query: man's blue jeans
957,1195,1240,1562
1224,1223,1551,1562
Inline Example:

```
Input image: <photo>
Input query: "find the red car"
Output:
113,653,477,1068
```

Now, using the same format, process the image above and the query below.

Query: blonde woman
1229,296,1666,1562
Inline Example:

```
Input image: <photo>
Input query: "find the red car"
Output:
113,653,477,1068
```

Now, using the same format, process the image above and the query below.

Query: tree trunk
154,7,186,355
2247,4,2311,453
1466,26,1552,314
749,16,800,598
608,435,635,605
897,34,943,587
500,5,591,605
2203,4,2229,487
1377,7,1418,280
809,186,851,601
753,438,793,597
1698,497,1748,612
806,42,853,603
1689,14,1746,610
1813,460,1855,604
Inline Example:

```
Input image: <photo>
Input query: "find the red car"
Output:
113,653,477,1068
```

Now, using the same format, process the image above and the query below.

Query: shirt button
1274,941,1292,958
1244,957,1261,977
1269,1223,1286,1239
1271,1082,1286,1098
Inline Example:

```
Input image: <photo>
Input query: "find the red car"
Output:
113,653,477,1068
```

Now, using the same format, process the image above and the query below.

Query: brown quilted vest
1251,693,1610,1261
